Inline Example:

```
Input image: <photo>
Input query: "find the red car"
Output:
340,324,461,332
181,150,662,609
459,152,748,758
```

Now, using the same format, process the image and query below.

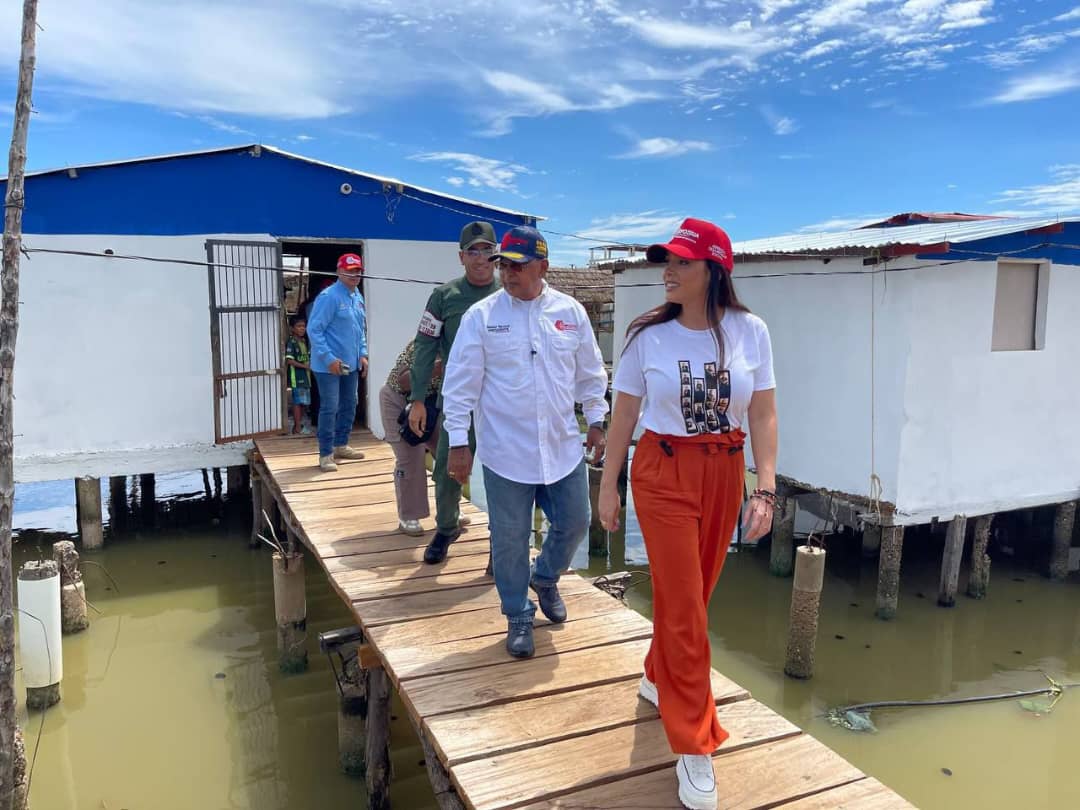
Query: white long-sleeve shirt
442,284,610,485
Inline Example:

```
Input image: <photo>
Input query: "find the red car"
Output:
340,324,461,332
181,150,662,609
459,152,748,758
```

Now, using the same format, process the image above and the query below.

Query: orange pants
632,429,746,754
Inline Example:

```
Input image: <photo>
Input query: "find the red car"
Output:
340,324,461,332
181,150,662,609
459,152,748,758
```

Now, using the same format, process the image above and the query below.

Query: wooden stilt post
249,462,263,549
416,722,466,810
74,477,103,551
784,545,826,679
12,726,27,810
139,473,156,528
861,524,882,559
212,467,223,498
53,541,88,634
272,550,307,673
769,483,796,577
338,646,368,777
227,465,247,497
261,478,279,536
365,667,392,810
1049,500,1077,582
108,475,128,532
938,514,967,607
967,515,993,599
875,525,905,620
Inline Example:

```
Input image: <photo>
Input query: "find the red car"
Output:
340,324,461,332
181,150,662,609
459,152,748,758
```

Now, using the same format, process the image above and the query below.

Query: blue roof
1,144,540,239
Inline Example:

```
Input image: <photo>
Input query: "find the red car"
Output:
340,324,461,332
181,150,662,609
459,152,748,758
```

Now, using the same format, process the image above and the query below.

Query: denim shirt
307,281,368,374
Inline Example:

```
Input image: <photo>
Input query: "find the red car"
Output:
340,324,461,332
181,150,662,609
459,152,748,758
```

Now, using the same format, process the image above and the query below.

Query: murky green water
11,471,1080,809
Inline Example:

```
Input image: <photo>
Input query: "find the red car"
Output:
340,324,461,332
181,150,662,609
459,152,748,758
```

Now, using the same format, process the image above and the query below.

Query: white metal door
206,240,285,442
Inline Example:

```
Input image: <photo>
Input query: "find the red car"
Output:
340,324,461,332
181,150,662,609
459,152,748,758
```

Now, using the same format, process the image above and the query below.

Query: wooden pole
108,475,128,533
938,514,967,607
365,667,392,810
338,646,367,777
769,483,796,577
2,3,39,807
139,473,156,527
875,525,905,620
1049,500,1077,582
249,462,263,548
415,721,466,810
967,514,993,599
861,524,882,559
272,551,307,673
53,540,88,634
784,545,826,679
75,477,104,550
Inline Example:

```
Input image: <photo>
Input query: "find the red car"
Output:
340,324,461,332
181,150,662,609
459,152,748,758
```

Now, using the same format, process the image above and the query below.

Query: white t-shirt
612,310,775,435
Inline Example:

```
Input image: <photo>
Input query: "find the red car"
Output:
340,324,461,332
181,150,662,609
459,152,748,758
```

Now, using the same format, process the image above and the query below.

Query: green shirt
285,336,310,389
409,275,499,404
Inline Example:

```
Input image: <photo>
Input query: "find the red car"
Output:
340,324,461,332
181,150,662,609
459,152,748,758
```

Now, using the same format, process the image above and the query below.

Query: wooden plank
451,700,800,810
354,575,596,630
342,567,500,603
403,636,655,719
381,609,655,683
776,777,915,809
427,670,749,767
334,543,502,586
512,733,863,810
322,538,491,574
365,588,625,650
313,523,491,559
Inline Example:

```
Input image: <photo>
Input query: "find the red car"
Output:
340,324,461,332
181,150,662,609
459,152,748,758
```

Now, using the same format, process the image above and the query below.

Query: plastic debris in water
826,708,877,733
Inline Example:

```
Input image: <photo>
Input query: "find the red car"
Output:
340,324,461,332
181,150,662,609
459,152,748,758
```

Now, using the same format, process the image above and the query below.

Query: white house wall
363,239,465,440
614,261,910,506
896,259,1080,521
13,233,256,482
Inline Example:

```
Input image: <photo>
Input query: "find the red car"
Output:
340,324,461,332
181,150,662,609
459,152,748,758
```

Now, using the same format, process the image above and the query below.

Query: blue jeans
482,461,591,625
313,371,359,457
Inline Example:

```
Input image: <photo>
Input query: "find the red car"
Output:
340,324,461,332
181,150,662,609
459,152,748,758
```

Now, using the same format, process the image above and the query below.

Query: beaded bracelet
750,488,777,508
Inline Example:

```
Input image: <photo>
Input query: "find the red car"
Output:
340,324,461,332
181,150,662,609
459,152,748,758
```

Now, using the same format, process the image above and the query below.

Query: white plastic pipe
17,569,63,687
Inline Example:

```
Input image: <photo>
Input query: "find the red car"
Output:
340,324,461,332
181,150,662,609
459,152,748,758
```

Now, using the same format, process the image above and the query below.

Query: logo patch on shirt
418,310,444,338
554,319,578,332
486,324,511,334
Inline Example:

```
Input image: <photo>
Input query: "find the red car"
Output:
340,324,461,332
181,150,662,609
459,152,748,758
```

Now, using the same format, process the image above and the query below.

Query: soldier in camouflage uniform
407,221,501,563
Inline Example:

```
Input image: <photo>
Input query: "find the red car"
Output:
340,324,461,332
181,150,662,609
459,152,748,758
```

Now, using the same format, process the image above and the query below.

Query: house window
991,260,1048,352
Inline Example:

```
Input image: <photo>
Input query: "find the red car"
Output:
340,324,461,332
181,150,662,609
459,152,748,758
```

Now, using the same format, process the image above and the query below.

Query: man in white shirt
441,225,609,659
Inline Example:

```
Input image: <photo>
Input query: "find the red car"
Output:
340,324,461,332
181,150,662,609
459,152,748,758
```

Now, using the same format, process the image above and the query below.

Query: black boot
506,622,535,659
530,578,567,623
423,531,456,564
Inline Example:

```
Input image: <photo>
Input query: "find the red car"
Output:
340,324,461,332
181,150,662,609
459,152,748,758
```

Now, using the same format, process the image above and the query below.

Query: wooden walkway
253,431,913,810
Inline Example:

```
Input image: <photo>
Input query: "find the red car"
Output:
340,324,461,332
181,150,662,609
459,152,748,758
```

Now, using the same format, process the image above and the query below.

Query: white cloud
482,71,575,115
940,0,995,30
799,39,846,60
795,214,888,232
616,137,713,159
760,105,799,134
989,68,1080,103
295,134,315,142
409,152,533,193
619,17,788,65
577,211,687,243
1055,8,1080,22
992,164,1080,211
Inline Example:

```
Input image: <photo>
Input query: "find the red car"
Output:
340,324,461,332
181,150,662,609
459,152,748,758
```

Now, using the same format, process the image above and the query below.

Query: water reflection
10,467,1080,809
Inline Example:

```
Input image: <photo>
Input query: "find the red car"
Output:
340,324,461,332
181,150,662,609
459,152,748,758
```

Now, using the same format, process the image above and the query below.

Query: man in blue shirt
307,253,369,471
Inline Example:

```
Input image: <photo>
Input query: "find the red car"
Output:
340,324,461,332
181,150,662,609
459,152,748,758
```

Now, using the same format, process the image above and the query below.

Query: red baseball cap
646,218,734,272
336,253,364,273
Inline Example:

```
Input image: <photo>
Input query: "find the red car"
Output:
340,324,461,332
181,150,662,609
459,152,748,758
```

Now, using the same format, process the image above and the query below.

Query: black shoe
530,578,567,624
485,553,493,576
506,623,535,659
423,532,456,564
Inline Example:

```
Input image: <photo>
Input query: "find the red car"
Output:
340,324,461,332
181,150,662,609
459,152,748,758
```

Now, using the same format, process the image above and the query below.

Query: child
285,316,312,434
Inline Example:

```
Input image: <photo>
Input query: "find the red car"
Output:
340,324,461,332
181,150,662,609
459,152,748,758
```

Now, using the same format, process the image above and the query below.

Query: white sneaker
676,754,717,810
399,519,424,536
319,455,338,472
333,445,365,460
458,514,472,528
639,675,659,709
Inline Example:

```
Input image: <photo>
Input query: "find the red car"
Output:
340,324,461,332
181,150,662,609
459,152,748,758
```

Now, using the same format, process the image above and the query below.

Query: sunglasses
463,247,496,258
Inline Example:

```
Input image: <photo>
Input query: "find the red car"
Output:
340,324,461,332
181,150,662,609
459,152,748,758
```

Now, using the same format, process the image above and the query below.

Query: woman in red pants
598,217,777,810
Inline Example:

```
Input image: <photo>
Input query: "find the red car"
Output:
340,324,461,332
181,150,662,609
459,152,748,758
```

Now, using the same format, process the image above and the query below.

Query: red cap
336,253,364,273
646,218,734,272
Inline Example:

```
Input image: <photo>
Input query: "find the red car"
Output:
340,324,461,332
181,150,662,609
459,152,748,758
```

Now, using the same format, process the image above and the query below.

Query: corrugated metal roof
7,143,541,220
733,215,1080,256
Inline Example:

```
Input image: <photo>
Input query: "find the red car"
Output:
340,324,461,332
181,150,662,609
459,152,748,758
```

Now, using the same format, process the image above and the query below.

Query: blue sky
1,0,1078,265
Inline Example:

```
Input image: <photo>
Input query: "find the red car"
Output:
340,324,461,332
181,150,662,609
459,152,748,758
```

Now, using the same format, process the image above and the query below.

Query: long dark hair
623,260,749,367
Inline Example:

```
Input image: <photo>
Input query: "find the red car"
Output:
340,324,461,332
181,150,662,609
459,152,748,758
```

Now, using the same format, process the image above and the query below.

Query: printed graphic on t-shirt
678,360,730,434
